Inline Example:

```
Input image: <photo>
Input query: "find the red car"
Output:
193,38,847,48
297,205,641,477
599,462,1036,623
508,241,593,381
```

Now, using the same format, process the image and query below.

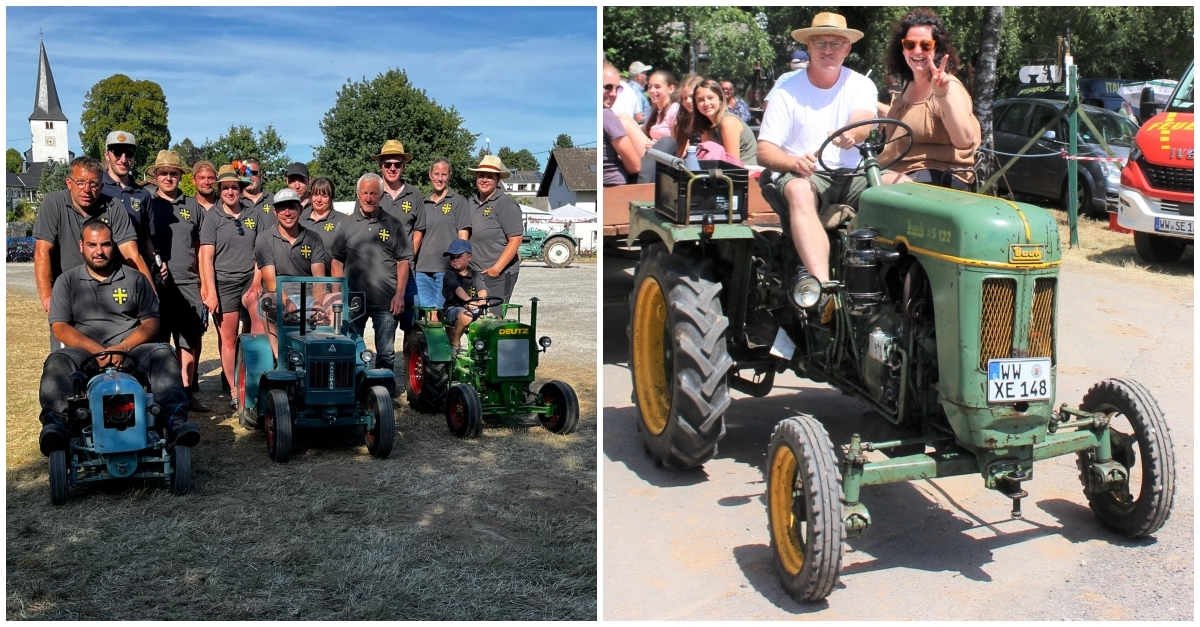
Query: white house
537,148,596,212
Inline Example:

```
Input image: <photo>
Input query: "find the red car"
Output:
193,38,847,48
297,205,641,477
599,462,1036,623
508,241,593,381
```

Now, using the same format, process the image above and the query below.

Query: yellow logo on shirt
483,207,492,217
402,201,412,213
468,286,477,297
243,218,256,230
442,203,452,214
300,244,312,259
264,204,273,213
113,288,129,305
180,208,190,220
324,222,335,232
379,229,391,242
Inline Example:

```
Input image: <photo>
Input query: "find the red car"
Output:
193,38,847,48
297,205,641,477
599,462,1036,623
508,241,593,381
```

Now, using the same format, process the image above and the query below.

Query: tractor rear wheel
365,385,395,458
265,388,293,463
234,343,257,429
170,445,193,495
538,380,579,434
628,243,732,468
1077,377,1175,537
1133,232,1187,264
405,328,448,413
766,416,844,602
49,449,69,506
446,384,483,439
543,237,576,268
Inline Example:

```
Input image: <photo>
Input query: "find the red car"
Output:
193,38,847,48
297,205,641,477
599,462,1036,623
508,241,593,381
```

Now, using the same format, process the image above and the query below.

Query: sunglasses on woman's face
902,39,936,52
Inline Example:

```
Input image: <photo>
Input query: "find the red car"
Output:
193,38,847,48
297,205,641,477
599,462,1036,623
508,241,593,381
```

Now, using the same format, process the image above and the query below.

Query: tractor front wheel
1077,377,1175,538
405,328,448,413
365,385,396,458
265,388,293,463
49,449,69,506
628,243,732,468
766,416,844,602
538,380,579,434
446,384,483,439
543,237,576,268
170,445,193,495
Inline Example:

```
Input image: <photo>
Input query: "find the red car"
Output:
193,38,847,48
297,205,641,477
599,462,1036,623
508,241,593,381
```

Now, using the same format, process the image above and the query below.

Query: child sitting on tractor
441,240,489,350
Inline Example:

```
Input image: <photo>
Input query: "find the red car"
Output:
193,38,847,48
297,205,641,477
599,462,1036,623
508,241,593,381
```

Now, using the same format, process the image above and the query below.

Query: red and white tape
1059,151,1126,162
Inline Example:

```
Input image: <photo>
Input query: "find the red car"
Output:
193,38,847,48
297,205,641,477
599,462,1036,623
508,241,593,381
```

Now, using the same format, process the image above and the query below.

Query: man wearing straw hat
371,140,425,329
145,150,209,412
757,11,878,301
467,155,523,316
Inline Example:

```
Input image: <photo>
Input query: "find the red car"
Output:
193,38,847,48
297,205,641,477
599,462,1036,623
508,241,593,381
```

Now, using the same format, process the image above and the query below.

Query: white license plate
1155,218,1194,235
987,358,1051,403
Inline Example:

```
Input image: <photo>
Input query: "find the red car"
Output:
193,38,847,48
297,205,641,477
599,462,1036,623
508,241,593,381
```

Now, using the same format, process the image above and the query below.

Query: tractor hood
292,331,358,357
856,183,1062,269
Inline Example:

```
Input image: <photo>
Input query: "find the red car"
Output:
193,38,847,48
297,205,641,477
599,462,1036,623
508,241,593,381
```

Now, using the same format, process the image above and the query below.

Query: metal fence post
1067,63,1080,248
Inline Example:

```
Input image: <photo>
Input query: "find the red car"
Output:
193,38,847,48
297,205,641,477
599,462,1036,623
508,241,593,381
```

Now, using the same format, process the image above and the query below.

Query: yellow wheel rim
769,444,805,576
632,277,670,435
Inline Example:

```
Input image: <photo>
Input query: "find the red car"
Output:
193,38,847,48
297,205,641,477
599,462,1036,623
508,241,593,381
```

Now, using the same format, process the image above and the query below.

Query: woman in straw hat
466,155,524,316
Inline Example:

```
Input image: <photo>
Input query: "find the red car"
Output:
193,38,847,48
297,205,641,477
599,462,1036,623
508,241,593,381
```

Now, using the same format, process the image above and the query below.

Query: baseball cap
444,239,473,257
628,61,653,75
272,187,303,208
285,162,310,179
791,50,810,63
106,130,136,147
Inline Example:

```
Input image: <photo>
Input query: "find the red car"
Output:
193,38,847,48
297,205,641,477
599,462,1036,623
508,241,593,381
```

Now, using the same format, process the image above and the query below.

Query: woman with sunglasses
199,164,263,405
690,78,758,166
878,8,980,189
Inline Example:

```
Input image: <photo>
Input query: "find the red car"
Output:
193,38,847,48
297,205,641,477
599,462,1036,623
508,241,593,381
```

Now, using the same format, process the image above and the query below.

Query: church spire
29,39,67,122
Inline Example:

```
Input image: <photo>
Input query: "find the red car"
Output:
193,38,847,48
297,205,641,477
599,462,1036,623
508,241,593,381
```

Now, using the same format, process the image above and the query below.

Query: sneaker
38,416,70,456
229,397,238,410
167,417,201,448
188,393,211,414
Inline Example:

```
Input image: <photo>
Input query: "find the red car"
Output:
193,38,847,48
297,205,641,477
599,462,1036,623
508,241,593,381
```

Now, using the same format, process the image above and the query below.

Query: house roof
506,170,542,185
9,163,47,191
537,148,597,197
30,41,67,122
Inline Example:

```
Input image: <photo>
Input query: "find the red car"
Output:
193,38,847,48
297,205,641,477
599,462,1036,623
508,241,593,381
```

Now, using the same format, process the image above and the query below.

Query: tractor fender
358,368,397,398
543,232,578,248
422,322,455,363
237,334,275,414
256,371,299,416
629,201,756,254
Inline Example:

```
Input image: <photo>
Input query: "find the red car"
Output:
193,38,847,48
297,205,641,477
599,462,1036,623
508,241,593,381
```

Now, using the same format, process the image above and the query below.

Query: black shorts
160,282,206,350
216,275,252,315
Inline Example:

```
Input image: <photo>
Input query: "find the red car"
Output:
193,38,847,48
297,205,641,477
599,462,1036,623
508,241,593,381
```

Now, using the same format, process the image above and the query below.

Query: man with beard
37,218,200,457
100,131,154,255
191,160,219,211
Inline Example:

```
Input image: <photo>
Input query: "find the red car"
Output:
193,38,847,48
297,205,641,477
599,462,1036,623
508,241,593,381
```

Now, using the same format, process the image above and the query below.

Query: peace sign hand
929,55,951,97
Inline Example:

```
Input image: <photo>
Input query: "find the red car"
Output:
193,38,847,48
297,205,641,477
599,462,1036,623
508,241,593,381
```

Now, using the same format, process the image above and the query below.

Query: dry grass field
5,263,597,620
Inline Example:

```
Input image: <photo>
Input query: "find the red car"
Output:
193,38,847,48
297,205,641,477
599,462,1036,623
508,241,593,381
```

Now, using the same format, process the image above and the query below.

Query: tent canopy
549,204,597,222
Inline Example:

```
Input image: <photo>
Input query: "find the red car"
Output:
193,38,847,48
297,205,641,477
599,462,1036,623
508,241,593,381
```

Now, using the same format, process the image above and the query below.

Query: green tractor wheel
446,384,483,439
766,416,845,602
538,380,579,434
543,236,576,268
265,388,293,463
1077,378,1175,538
628,243,732,468
170,445,193,495
49,449,69,506
405,328,448,413
364,385,395,459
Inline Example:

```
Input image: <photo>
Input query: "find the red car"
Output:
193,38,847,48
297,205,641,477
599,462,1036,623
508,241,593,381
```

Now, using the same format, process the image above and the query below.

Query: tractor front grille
979,278,1016,370
1138,158,1193,193
1029,278,1056,361
496,339,530,378
309,360,354,390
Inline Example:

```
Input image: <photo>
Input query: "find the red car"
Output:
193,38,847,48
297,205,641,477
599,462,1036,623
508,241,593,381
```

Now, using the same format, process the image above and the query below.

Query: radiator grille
1029,278,1056,361
309,360,354,389
979,278,1016,370
1138,158,1193,193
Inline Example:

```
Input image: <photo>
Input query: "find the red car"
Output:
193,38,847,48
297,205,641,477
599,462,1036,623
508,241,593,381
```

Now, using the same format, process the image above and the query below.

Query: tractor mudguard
238,334,275,414
87,371,150,454
359,368,397,397
422,323,454,363
629,201,756,252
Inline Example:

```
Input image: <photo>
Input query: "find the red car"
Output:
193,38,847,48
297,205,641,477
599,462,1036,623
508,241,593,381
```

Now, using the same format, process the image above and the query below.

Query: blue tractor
233,276,397,462
49,350,192,505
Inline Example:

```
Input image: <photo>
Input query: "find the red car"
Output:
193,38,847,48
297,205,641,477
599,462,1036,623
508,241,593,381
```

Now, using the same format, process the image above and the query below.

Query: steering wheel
465,296,506,313
282,307,330,327
79,350,139,374
817,118,915,176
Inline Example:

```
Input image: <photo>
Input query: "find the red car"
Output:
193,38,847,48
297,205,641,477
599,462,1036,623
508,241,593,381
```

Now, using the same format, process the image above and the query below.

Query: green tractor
520,227,577,268
627,119,1176,601
403,297,579,438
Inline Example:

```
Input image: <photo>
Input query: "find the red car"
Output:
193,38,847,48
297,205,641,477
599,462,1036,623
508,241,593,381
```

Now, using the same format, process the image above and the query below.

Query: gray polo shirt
199,203,263,284
299,206,346,260
33,189,139,283
242,190,276,230
101,170,154,247
48,264,159,347
331,207,413,311
468,190,523,275
376,184,426,242
148,192,205,285
255,225,327,278
416,189,473,274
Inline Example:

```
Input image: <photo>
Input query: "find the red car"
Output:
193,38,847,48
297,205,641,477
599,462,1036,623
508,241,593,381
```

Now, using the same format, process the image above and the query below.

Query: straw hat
374,139,414,163
215,164,251,187
145,150,191,178
791,12,864,46
468,155,511,180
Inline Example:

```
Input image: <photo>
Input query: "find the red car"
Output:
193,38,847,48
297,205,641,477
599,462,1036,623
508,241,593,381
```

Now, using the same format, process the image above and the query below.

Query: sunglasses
809,39,845,50
246,169,260,175
157,170,183,179
902,39,936,52
381,161,405,170
108,147,135,158
603,83,620,92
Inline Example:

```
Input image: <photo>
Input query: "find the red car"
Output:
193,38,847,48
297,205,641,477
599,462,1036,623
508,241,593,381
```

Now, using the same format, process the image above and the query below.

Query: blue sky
6,6,597,168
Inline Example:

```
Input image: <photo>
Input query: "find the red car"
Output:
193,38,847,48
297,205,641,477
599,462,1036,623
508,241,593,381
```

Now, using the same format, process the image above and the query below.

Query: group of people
33,132,525,456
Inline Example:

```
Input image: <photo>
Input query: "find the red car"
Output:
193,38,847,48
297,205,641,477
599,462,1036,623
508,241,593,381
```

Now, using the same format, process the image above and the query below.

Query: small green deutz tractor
404,297,579,438
520,227,578,268
627,119,1176,601
234,276,397,462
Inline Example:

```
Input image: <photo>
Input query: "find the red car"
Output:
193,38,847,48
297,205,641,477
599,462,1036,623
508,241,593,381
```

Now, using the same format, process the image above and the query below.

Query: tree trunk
973,6,1005,150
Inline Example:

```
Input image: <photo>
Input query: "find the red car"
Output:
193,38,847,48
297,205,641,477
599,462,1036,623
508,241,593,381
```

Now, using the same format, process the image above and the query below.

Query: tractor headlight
287,350,303,365
473,340,486,352
360,350,375,364
790,273,822,309
539,336,552,350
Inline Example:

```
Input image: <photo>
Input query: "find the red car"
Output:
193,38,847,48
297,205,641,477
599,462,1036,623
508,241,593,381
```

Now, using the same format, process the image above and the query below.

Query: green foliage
605,7,774,82
170,137,205,169
692,7,776,82
497,147,540,172
37,160,70,197
515,196,538,206
201,125,290,190
7,148,24,174
7,200,35,223
554,134,575,149
77,74,171,173
314,69,479,201
178,173,197,197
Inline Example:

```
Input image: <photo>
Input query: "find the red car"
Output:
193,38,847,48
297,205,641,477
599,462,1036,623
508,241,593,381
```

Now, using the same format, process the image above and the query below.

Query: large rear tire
766,416,844,602
1133,231,1187,264
1077,377,1175,538
628,243,732,468
543,237,576,268
404,328,448,413
49,449,69,506
365,385,395,459
170,445,193,495
538,380,579,434
446,384,483,439
265,388,293,463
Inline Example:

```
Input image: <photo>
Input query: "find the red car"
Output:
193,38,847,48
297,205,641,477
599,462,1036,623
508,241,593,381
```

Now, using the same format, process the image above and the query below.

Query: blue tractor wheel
365,386,395,459
265,389,293,463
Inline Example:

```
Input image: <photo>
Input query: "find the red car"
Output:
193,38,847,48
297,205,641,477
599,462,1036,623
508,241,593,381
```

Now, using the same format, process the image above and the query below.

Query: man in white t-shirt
611,77,640,122
757,12,877,287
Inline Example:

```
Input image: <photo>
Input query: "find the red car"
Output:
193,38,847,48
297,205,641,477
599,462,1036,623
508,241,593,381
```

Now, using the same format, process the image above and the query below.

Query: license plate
987,358,1051,403
1155,217,1194,235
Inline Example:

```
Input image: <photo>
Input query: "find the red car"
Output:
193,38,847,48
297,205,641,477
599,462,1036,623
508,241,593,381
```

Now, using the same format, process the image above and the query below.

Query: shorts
216,275,252,315
160,282,207,349
445,305,483,324
761,170,869,232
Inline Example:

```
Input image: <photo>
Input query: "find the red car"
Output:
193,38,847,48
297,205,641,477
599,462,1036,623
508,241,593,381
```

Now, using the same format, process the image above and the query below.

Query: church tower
27,39,70,165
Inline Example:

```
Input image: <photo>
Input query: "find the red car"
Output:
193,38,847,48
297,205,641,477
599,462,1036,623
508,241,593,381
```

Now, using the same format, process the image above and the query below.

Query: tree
178,173,197,197
37,160,70,198
314,69,480,201
974,7,1006,150
554,134,575,149
7,148,24,174
691,7,776,82
170,138,205,168
497,147,540,172
201,125,290,191
78,74,170,173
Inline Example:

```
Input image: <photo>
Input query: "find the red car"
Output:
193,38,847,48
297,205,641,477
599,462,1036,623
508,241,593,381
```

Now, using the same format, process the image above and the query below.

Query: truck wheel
1133,231,1187,264
543,237,576,268
365,385,395,459
49,449,69,506
1077,378,1175,538
628,243,732,468
265,388,293,463
404,328,448,413
538,380,579,434
446,384,483,439
766,416,844,602
170,445,193,495
234,344,257,430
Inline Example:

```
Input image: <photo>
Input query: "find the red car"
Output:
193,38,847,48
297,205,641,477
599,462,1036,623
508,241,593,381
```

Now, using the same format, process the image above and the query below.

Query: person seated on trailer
253,187,327,354
441,239,489,352
37,218,200,457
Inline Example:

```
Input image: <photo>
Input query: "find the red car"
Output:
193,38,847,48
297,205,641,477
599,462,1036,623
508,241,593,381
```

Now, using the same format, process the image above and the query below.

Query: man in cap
371,140,425,329
331,173,413,376
627,61,654,123
722,79,752,123
145,150,209,412
284,162,312,210
253,187,326,358
100,131,155,259
441,239,488,350
467,155,523,316
37,217,200,457
191,160,219,211
757,11,877,295
763,50,811,106
414,158,472,317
